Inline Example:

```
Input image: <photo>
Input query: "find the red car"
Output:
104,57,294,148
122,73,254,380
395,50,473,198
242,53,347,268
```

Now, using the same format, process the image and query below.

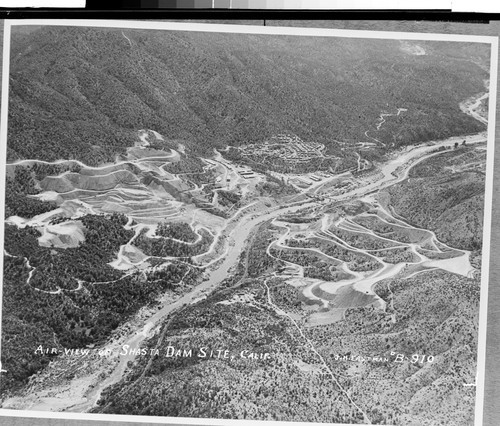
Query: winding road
2,88,490,414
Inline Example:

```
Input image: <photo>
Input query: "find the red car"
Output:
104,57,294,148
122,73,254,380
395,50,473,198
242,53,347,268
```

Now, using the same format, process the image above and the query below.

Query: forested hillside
93,269,479,425
8,26,488,166
1,24,490,420
385,146,485,251
1,214,200,393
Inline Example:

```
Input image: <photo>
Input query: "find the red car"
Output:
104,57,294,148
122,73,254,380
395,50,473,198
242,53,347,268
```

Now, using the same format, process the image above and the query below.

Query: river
79,129,488,411
2,88,490,413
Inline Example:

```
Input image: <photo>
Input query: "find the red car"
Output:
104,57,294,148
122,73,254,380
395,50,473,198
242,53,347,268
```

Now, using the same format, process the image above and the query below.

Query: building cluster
239,134,325,166
236,167,257,179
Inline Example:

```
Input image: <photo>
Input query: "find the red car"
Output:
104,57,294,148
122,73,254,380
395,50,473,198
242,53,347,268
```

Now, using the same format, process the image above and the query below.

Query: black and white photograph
0,20,497,426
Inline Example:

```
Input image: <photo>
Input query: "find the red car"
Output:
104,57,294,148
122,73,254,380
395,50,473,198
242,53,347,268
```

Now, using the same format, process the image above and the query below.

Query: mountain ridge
8,26,488,167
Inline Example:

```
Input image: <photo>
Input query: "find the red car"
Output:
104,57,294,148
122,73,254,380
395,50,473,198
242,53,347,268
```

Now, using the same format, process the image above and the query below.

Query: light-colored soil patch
108,244,149,271
293,359,324,374
30,191,62,202
38,221,85,249
123,245,147,264
41,170,139,193
78,164,131,177
306,309,345,327
286,277,318,288
100,202,132,214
